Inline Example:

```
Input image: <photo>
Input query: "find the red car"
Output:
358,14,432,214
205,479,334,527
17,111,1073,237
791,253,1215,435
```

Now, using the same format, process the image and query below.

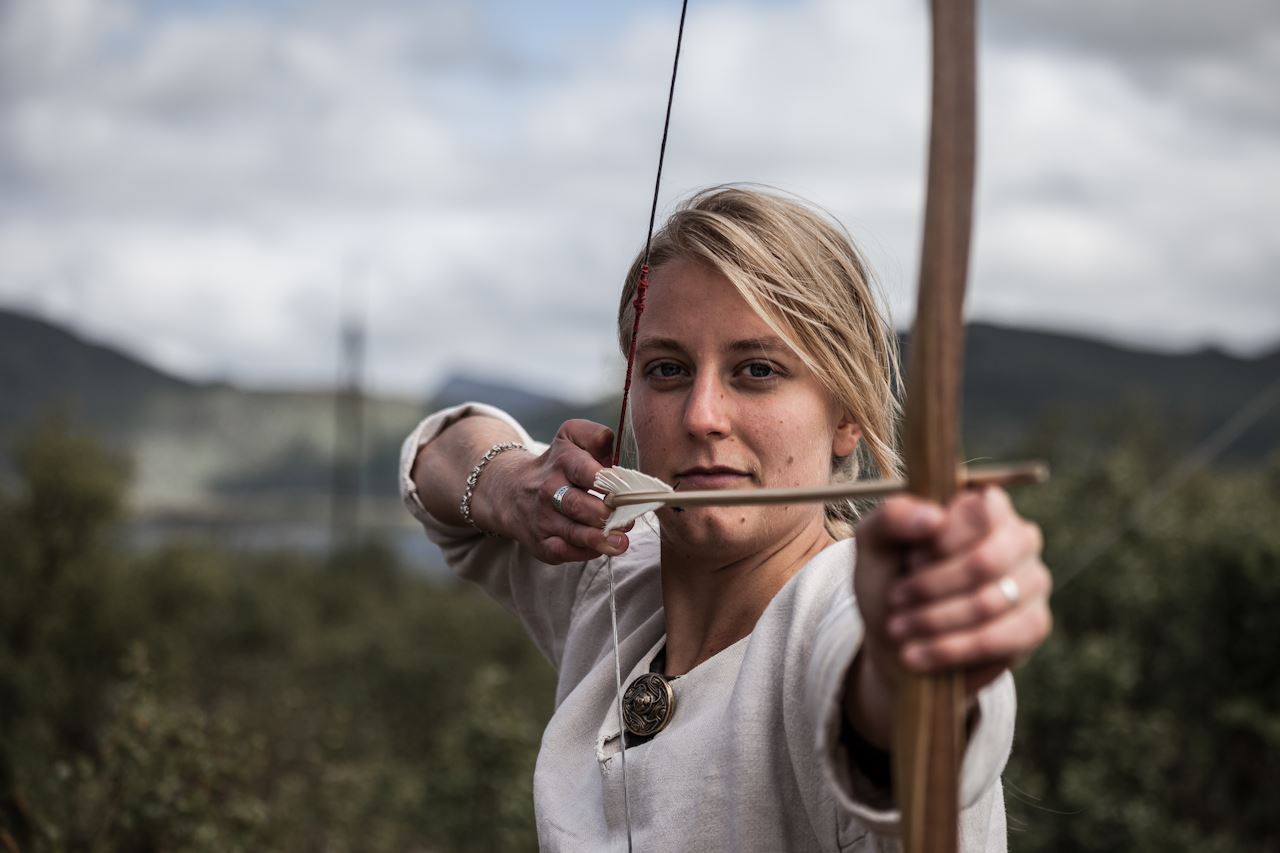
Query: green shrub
0,422,552,852
2,417,1277,850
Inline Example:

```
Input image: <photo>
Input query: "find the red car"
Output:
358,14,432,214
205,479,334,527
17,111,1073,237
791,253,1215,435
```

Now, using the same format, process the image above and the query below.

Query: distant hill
955,323,1280,463
0,308,425,521
1,307,1275,524
0,309,192,436
431,375,569,425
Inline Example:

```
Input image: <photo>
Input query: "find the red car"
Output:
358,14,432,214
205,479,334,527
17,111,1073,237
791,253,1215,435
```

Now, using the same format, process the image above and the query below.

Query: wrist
844,649,895,750
469,447,530,536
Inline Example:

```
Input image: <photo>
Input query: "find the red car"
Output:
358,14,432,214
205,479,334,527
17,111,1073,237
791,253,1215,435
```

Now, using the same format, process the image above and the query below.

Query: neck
658,515,835,676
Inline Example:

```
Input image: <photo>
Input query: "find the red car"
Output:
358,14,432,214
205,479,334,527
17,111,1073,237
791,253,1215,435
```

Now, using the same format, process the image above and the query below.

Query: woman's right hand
478,419,632,564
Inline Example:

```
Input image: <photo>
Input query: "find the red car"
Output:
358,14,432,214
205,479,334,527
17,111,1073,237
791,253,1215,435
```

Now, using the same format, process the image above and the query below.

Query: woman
401,187,1052,851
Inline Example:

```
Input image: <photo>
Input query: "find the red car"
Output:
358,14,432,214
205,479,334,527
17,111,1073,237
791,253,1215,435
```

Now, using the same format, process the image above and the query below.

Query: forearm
412,414,530,532
841,652,980,787
843,651,895,751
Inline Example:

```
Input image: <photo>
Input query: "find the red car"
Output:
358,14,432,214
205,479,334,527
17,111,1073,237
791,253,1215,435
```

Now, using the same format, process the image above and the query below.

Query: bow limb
892,2,978,852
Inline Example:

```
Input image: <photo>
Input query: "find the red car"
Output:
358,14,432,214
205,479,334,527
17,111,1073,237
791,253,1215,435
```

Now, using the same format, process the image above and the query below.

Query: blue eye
745,362,776,379
648,361,686,379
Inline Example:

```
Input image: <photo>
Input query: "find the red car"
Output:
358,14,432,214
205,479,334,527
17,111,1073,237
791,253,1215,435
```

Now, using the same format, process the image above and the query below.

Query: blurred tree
0,418,134,848
1005,413,1280,850
0,420,552,852
1,414,1276,850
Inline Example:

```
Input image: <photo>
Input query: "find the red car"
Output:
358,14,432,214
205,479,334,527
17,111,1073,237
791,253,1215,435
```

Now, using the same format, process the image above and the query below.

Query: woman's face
630,257,860,556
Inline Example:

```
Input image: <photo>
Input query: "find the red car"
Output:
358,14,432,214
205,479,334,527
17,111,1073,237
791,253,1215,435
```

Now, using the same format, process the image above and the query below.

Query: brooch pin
622,672,676,737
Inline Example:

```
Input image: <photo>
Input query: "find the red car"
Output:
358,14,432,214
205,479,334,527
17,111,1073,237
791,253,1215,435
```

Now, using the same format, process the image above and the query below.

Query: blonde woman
401,187,1052,851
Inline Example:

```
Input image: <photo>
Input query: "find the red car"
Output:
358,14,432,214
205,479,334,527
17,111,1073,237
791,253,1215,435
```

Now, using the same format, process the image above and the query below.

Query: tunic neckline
596,631,752,757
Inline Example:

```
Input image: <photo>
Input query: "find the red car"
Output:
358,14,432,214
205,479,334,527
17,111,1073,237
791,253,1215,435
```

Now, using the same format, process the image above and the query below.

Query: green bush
0,422,553,852
1,417,1277,850
1005,423,1280,850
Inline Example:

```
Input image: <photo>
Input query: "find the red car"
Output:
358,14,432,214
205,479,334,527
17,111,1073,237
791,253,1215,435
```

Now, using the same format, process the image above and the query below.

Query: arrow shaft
604,461,1045,509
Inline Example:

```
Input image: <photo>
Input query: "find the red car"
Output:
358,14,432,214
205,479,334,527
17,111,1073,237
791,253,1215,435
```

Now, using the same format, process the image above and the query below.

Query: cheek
753,412,801,451
755,421,831,484
629,399,672,466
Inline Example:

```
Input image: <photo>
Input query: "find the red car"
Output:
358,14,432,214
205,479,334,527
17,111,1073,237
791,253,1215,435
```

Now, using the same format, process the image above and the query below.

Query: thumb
559,419,616,466
856,496,947,558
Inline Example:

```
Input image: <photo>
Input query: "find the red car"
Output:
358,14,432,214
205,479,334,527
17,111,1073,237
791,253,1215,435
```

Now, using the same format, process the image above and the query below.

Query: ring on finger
551,484,572,515
997,575,1020,606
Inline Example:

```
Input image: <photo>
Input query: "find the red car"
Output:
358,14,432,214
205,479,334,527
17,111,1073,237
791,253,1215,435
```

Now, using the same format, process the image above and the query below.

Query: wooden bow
893,1,978,851
601,3,989,847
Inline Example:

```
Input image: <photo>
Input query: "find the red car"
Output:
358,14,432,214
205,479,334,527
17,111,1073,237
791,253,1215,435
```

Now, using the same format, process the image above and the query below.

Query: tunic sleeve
398,402,596,670
799,580,1015,850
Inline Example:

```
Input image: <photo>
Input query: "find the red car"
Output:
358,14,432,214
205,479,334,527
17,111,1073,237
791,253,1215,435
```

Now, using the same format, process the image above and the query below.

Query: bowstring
611,0,689,469
606,555,633,850
609,3,690,851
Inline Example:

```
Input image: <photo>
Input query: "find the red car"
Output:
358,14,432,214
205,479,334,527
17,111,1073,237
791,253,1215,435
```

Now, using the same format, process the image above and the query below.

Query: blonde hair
617,185,903,538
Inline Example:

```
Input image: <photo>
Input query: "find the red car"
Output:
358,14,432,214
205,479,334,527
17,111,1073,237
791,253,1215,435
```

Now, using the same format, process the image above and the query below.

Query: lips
674,466,751,489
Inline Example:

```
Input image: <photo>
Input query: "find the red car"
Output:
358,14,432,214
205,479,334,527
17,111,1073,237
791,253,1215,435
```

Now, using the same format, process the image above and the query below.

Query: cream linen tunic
401,403,1016,852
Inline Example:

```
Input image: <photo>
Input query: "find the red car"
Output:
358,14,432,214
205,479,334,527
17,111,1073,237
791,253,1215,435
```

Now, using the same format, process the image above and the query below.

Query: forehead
640,257,776,345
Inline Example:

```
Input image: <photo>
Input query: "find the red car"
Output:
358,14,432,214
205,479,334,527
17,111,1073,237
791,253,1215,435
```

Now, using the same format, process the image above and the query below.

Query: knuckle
543,538,569,563
560,522,585,548
968,547,1001,583
882,497,919,528
956,491,988,529
1032,606,1053,640
1040,565,1055,597
975,590,999,621
954,490,983,514
572,457,603,490
1024,520,1044,553
910,609,941,638
898,612,921,637
971,629,998,660
936,636,965,666
582,490,607,517
571,525,602,551
574,494,607,528
986,486,1013,515
560,488,585,519
899,578,925,605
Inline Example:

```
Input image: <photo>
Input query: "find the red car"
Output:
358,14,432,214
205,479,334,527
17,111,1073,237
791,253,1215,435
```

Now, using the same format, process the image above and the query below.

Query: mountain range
1,307,1275,525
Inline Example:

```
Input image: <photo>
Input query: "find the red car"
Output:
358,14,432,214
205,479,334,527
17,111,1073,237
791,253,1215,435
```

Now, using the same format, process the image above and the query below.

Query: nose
683,372,732,439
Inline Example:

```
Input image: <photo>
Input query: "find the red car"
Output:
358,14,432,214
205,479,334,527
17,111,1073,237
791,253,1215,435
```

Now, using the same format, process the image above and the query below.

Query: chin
658,505,768,551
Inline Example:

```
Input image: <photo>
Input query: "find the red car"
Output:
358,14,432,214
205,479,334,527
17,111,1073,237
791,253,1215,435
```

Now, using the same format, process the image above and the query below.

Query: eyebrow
635,335,793,356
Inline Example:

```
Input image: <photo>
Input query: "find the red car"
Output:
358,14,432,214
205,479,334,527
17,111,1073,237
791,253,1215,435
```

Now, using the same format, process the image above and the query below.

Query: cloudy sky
2,0,1277,402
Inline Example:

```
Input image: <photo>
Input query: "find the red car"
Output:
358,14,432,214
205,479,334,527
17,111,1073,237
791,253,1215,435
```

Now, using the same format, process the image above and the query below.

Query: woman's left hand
853,486,1053,703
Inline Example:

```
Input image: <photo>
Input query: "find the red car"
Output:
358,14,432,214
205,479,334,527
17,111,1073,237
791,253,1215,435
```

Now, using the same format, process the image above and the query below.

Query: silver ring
997,576,1021,606
551,484,571,515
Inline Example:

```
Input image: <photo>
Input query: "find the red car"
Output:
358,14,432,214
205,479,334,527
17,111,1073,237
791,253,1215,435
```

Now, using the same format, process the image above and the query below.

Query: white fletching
593,466,673,532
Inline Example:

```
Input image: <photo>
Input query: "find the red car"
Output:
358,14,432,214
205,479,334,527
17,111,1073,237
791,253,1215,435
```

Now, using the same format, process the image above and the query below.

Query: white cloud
0,0,1276,405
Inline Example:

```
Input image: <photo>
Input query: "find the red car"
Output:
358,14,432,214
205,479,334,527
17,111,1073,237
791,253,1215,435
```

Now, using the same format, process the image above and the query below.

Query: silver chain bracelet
459,441,526,531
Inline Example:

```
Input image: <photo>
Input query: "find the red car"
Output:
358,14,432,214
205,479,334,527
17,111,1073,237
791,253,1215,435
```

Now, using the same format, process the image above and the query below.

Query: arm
846,486,1051,751
411,411,525,529
407,409,630,562
805,487,1050,844
399,404,633,667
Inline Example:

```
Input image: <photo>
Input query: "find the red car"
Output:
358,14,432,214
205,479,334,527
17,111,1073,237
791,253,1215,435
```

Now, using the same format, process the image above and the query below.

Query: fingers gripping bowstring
610,3,689,851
